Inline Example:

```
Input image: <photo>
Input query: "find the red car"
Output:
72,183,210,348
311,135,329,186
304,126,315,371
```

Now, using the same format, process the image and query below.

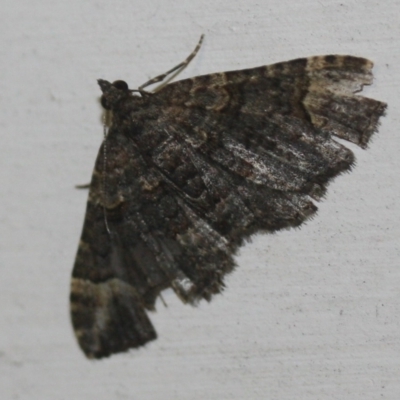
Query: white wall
0,1,398,399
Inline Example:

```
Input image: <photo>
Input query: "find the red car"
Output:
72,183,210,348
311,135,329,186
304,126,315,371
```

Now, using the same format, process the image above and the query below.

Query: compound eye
112,80,129,91
100,95,110,110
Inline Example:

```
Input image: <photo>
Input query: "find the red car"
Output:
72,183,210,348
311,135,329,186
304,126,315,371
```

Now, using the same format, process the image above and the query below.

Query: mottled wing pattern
160,55,384,148
148,55,386,237
71,55,386,358
71,129,234,358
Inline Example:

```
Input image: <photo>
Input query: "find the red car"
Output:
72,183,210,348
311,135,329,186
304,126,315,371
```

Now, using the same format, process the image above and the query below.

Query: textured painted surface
0,0,399,399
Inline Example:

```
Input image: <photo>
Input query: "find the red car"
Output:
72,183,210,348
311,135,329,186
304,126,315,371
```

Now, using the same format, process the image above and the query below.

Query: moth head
98,79,130,111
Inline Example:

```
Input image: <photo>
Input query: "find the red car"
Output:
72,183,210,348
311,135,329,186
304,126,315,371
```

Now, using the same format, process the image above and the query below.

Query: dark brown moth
71,35,386,358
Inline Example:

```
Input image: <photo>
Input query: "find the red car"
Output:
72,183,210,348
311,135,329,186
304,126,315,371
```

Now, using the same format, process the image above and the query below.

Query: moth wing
71,128,234,358
140,55,386,244
157,54,386,148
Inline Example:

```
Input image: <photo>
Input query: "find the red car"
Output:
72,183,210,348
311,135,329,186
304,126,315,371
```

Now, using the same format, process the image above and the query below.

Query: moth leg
75,183,90,189
159,293,168,308
139,34,204,90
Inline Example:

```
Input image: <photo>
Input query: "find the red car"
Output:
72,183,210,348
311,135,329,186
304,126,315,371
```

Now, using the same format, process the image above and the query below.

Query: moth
71,35,386,358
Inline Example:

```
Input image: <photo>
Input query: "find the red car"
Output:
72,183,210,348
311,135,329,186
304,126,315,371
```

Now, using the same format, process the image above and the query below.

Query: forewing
152,54,386,201
71,128,234,358
157,55,386,147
